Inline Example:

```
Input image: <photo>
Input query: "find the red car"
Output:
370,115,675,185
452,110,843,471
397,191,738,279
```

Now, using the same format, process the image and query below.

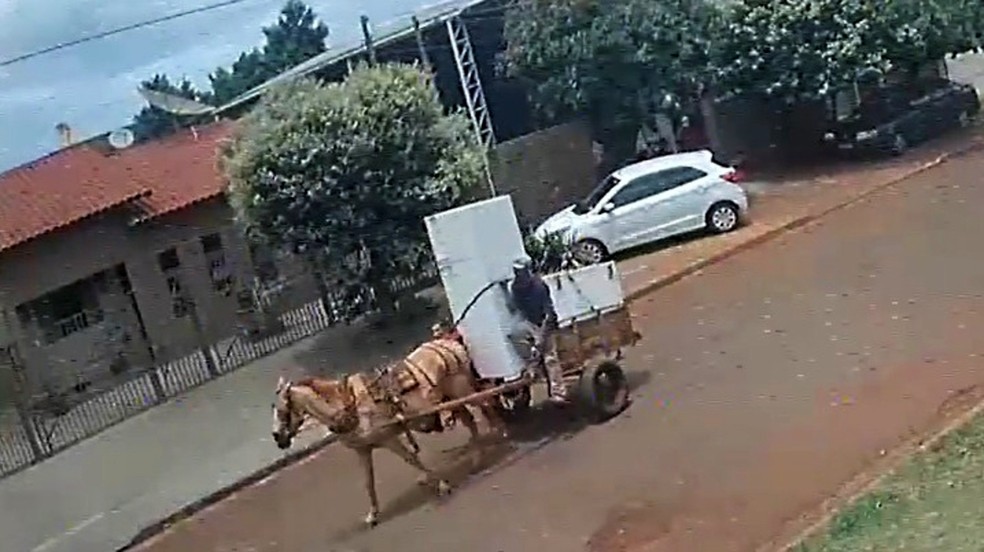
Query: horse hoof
436,480,452,496
365,512,379,527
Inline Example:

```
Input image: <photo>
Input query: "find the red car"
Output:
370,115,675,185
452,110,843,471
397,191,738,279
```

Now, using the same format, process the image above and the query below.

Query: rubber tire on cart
577,359,630,423
497,385,532,423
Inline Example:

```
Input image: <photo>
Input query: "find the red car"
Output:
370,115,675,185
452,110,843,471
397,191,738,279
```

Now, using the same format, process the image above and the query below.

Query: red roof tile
0,147,150,254
0,121,235,253
123,122,235,223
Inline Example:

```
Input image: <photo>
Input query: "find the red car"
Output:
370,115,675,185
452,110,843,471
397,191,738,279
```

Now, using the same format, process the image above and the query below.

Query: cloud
0,0,439,170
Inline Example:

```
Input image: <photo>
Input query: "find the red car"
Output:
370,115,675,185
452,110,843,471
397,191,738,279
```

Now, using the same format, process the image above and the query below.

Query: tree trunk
305,252,333,320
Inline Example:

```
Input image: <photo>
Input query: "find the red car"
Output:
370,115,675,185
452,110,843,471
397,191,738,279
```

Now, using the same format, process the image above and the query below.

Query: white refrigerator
425,195,527,380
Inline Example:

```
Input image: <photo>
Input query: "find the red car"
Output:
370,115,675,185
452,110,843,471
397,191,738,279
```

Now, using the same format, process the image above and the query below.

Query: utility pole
412,16,432,69
361,15,377,65
446,16,497,196
412,15,441,104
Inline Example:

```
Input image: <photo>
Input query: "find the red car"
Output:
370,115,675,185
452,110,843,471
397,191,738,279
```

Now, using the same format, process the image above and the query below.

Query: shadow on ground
328,368,653,542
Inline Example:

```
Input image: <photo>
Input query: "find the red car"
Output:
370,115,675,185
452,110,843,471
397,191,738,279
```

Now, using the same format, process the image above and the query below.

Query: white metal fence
0,266,437,478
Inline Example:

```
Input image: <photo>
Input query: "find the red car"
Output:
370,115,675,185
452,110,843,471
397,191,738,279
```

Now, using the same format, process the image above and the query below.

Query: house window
201,233,233,296
158,247,188,318
158,248,180,272
21,277,105,344
166,275,189,318
201,233,223,254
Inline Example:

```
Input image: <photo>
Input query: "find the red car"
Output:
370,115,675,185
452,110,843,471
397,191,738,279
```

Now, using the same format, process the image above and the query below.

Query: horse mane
295,376,344,400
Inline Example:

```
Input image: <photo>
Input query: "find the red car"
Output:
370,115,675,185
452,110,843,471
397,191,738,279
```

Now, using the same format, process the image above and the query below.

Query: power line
0,0,261,68
1,2,512,70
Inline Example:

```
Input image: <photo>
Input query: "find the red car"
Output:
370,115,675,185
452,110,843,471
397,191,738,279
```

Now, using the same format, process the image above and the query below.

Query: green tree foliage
873,0,984,76
130,1,328,139
130,74,212,141
210,0,329,104
711,0,984,102
222,64,486,318
523,230,580,273
501,0,718,139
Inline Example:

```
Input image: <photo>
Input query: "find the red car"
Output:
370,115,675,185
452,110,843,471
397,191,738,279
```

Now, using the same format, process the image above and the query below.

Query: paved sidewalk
621,129,984,297
1,129,980,552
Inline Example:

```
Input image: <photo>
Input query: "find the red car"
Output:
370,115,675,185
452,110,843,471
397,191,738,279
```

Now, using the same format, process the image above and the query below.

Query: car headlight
856,130,877,141
823,132,835,141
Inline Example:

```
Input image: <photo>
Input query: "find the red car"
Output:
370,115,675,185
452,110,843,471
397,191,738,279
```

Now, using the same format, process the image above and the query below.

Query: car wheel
574,239,608,265
706,202,740,234
890,132,908,156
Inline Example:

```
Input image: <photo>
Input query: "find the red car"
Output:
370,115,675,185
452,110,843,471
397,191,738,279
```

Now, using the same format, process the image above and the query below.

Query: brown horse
272,334,506,527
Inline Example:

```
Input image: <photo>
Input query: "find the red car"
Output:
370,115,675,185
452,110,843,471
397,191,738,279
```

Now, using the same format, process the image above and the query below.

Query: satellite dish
108,128,135,150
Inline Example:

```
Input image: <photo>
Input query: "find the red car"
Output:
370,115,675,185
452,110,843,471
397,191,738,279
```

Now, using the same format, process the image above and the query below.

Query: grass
797,412,984,552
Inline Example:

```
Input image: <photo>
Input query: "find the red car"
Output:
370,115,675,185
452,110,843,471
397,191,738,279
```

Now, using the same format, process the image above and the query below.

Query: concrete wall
0,198,260,393
490,120,598,227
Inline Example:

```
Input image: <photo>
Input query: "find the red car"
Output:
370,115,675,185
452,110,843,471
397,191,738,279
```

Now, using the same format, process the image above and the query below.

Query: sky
0,0,439,172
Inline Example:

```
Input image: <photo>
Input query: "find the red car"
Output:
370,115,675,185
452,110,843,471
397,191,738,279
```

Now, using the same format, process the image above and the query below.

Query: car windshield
573,175,621,214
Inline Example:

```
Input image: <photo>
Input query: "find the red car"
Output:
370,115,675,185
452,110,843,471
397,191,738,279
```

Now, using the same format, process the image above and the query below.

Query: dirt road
134,149,984,552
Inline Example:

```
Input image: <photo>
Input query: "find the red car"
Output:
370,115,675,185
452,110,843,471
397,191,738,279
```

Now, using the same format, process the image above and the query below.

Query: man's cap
512,255,532,270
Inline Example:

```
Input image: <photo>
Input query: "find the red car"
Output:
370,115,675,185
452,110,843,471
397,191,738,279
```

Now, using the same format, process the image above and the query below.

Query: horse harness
341,368,425,452
308,340,462,452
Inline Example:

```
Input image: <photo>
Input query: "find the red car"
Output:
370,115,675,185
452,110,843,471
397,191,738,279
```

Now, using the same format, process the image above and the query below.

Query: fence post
304,253,332,321
147,361,168,403
1,309,47,461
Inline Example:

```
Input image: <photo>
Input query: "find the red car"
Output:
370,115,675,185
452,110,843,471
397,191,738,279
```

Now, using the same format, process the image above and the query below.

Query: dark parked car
823,80,980,156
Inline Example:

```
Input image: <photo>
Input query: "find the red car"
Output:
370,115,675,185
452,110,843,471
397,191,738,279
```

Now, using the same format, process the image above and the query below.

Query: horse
272,332,507,527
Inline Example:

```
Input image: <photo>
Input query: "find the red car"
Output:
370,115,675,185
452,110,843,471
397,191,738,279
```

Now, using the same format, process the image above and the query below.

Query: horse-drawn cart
492,298,639,422
421,195,641,425
272,195,641,527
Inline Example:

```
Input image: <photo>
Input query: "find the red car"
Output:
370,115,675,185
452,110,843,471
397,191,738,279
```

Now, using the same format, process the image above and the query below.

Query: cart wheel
497,385,532,422
577,360,630,422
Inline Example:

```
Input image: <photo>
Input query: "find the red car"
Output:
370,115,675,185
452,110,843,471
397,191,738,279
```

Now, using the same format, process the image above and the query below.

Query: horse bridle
276,382,301,436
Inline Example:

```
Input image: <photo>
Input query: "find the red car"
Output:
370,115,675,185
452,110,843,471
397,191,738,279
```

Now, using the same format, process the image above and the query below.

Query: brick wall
489,120,597,227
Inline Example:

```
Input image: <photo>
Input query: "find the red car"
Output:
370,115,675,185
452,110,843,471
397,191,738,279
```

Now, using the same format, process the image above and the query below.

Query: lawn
798,412,984,551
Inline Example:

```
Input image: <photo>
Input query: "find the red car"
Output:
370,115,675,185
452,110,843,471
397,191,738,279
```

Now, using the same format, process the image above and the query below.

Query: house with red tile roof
0,122,314,396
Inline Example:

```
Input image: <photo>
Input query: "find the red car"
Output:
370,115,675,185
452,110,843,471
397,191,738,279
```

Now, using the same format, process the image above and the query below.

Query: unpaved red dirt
134,149,984,552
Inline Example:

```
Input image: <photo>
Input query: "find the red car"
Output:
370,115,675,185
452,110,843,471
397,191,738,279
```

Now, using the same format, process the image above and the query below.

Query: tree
222,64,486,320
130,74,213,141
710,0,984,103
129,1,328,137
710,0,887,102
872,0,984,77
501,0,719,159
210,0,329,104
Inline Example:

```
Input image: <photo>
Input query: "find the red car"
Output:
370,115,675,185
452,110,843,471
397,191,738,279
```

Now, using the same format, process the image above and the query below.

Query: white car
535,150,749,263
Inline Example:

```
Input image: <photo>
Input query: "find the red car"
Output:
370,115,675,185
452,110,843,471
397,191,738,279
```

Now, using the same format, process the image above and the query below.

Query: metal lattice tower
446,15,497,195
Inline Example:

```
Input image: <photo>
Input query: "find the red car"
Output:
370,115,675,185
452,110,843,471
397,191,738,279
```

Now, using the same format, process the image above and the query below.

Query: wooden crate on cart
553,306,640,373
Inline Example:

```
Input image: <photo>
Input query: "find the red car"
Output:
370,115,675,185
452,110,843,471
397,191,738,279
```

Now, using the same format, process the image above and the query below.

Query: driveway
130,140,984,552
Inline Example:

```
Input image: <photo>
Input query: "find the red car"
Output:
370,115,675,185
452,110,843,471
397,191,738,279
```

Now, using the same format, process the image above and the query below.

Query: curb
119,136,984,551
117,434,337,551
625,138,984,305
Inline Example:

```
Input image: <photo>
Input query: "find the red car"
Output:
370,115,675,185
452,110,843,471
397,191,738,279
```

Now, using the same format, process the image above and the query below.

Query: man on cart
504,255,569,403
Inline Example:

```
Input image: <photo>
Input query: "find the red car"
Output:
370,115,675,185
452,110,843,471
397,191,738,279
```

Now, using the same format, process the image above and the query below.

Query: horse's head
272,376,304,450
